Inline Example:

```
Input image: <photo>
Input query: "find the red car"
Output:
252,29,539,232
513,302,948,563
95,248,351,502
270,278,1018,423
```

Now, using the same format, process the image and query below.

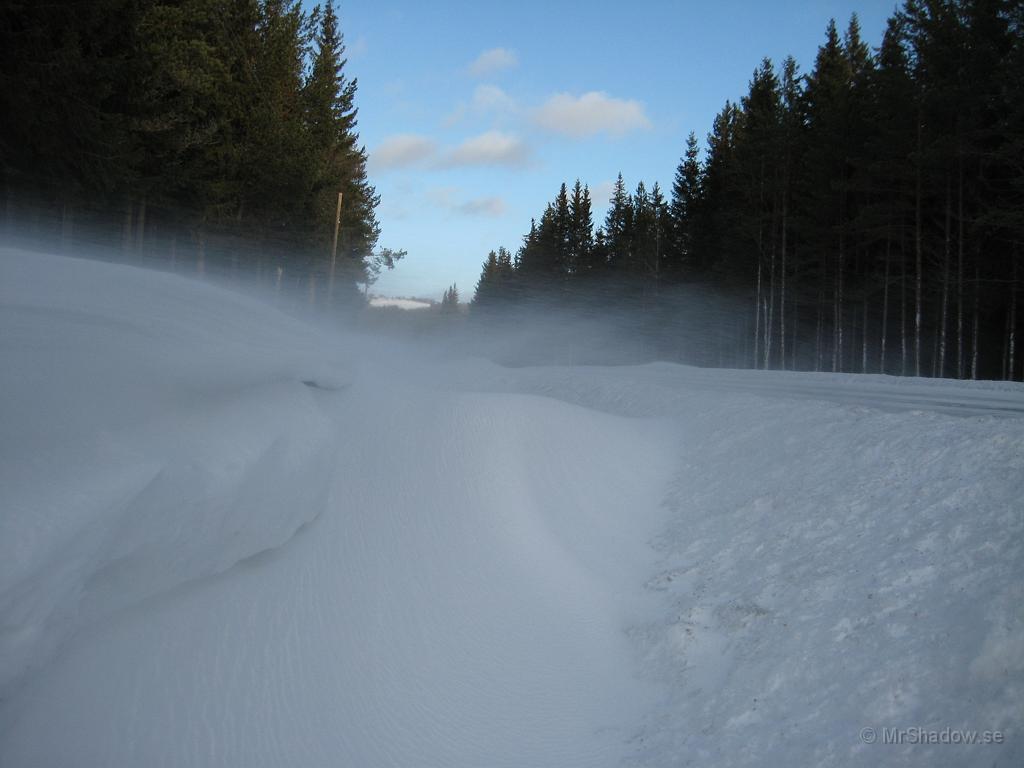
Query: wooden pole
329,191,343,302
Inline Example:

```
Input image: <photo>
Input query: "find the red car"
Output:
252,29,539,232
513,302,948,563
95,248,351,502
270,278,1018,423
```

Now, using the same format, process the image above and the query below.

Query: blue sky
322,0,901,300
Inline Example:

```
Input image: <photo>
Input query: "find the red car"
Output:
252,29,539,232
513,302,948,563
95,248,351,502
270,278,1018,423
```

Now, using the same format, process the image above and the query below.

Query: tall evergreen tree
667,131,701,277
303,0,380,281
568,180,596,274
603,173,633,272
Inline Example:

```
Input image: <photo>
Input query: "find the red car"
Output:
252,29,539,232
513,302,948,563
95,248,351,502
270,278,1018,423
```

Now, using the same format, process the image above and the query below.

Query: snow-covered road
2,249,1022,767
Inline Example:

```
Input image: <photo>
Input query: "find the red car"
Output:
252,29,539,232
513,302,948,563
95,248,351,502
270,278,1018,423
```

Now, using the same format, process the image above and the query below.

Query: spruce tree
603,173,633,272
303,0,380,281
568,180,596,275
667,131,701,277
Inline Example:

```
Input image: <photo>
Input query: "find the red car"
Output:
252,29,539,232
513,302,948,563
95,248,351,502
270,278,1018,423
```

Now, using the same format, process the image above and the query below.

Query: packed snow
1,247,1022,767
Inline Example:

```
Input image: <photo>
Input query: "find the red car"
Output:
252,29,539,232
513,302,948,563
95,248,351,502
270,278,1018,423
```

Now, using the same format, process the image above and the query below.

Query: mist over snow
1,248,1022,767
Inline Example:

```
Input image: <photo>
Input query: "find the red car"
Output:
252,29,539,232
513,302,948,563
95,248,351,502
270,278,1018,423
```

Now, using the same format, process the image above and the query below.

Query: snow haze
1,248,1022,766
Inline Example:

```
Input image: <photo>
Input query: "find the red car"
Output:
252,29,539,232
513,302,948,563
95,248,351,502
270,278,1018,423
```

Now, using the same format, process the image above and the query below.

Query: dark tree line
474,0,1023,380
1,0,392,295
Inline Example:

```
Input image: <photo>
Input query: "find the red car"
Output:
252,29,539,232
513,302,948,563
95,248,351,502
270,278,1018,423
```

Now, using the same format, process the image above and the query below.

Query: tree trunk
1010,253,1018,381
764,237,776,369
834,233,844,373
815,279,824,372
938,176,951,378
881,225,891,374
900,225,908,376
971,257,979,380
914,118,923,376
754,258,762,369
779,196,788,371
122,199,134,255
956,163,965,379
134,196,147,256
862,291,869,373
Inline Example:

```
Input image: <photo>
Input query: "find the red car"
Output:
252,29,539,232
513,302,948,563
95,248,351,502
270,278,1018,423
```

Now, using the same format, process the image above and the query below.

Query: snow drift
1,247,1022,767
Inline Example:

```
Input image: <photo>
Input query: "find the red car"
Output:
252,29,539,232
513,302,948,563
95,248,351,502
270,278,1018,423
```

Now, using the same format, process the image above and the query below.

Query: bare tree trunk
900,227,908,376
815,279,824,372
1003,305,1010,380
834,234,844,373
134,196,147,256
764,239,776,369
754,258,762,369
971,258,979,380
779,197,788,371
122,199,134,256
1010,253,1018,381
862,291,869,373
881,228,891,374
914,118,923,376
791,292,800,370
938,178,951,378
956,164,965,378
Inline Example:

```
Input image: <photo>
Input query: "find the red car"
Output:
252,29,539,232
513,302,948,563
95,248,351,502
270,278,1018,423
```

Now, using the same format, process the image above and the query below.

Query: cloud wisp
534,91,651,138
370,134,437,171
438,130,531,169
373,129,531,172
427,187,507,218
443,84,518,128
467,48,518,77
455,196,506,217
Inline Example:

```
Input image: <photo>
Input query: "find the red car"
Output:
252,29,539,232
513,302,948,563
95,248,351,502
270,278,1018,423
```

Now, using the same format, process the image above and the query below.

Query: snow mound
0,249,352,693
1,248,1022,767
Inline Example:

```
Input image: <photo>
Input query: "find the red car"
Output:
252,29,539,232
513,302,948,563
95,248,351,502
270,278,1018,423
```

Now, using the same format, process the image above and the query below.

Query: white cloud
443,85,518,128
370,134,437,170
467,48,518,77
427,187,507,218
534,91,651,138
439,131,530,169
472,84,516,112
455,197,507,217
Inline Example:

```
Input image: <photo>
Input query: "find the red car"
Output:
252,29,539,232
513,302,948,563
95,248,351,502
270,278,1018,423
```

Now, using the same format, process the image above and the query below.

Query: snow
1,247,1022,766
369,296,433,310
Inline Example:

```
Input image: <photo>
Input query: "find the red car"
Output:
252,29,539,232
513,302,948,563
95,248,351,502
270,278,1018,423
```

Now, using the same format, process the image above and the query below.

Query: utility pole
329,191,343,302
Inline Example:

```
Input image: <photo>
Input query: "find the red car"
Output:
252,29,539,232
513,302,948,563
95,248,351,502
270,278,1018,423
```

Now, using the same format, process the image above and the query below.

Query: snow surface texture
1,248,1022,767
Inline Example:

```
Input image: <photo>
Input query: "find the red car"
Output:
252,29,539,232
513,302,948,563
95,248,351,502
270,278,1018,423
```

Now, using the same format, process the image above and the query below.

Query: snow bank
0,249,352,694
1,248,1022,767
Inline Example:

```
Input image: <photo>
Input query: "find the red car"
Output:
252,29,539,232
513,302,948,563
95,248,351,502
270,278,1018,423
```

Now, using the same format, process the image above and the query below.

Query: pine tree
441,283,460,311
568,180,596,274
694,101,742,279
802,19,854,371
303,0,380,282
667,131,701,277
603,173,633,272
473,251,499,305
